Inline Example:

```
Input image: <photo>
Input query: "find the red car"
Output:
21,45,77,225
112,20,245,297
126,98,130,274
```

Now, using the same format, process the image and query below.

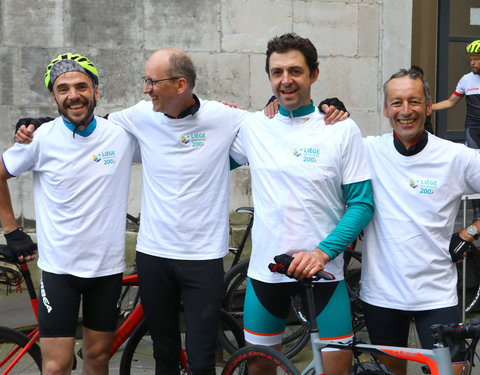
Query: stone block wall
0,0,412,228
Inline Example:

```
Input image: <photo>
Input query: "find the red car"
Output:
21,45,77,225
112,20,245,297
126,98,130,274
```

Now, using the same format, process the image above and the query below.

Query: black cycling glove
318,97,348,114
266,95,277,106
268,254,335,281
449,232,476,263
268,254,294,275
14,117,54,135
4,227,37,260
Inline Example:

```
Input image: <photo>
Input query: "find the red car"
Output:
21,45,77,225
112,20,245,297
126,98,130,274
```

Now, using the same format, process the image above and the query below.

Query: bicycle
222,254,480,375
0,244,244,374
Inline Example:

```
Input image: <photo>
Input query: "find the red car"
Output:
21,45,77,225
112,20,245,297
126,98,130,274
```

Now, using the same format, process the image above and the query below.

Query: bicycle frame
109,274,144,356
303,334,454,375
291,267,458,375
1,261,40,375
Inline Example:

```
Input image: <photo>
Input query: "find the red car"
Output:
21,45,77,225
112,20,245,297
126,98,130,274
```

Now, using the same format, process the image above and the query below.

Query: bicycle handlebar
431,319,480,343
268,253,335,281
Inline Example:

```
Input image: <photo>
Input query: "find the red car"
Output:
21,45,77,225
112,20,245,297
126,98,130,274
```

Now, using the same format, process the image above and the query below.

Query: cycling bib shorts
38,271,122,337
244,277,352,348
362,302,465,362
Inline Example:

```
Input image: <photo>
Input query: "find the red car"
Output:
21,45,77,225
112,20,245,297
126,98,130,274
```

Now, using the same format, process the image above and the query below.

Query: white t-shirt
361,133,480,310
108,99,247,260
2,116,138,277
230,109,371,283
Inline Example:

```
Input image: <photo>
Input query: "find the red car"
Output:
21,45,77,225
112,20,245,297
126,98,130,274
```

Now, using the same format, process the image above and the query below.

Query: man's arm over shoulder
107,101,150,134
14,117,55,144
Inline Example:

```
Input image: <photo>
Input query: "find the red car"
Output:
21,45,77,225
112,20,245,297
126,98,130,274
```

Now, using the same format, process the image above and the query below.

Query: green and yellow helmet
466,40,480,55
45,53,99,91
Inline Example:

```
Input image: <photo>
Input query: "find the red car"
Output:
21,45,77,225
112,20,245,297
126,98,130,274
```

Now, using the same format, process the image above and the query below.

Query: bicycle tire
119,310,244,375
217,309,246,354
221,345,300,375
119,319,184,375
222,259,310,358
0,326,42,373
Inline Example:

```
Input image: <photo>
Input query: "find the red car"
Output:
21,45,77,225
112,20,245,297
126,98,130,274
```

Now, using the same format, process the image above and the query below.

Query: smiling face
383,76,432,148
267,50,319,111
143,50,182,114
51,71,98,129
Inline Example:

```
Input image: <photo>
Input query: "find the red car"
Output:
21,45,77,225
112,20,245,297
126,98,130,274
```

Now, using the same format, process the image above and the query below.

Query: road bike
222,254,480,375
0,244,244,374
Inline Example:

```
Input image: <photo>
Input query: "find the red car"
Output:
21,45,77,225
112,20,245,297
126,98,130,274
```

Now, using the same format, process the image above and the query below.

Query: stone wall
0,0,412,227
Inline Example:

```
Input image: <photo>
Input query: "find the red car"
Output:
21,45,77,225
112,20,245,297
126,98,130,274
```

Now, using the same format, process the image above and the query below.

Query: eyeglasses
142,76,180,89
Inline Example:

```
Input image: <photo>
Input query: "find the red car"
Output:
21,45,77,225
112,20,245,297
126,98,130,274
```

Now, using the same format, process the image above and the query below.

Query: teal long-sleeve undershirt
317,180,374,260
230,156,242,170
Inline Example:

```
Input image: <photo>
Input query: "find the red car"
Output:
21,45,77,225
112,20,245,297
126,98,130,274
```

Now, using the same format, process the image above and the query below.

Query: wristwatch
467,225,479,240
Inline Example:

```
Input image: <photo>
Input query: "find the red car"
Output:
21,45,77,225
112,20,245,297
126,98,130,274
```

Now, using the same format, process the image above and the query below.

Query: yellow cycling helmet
466,40,480,55
45,53,99,91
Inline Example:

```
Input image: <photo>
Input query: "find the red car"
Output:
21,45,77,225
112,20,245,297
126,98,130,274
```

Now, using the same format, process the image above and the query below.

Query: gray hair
383,68,432,106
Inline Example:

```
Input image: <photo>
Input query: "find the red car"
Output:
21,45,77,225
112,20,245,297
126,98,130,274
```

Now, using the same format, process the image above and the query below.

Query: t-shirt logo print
180,132,206,148
293,147,319,163
409,178,437,195
93,150,116,165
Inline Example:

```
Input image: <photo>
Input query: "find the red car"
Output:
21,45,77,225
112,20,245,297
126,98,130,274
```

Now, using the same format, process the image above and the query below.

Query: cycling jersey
2,116,139,277
361,132,480,310
230,105,372,283
108,99,247,260
454,72,480,128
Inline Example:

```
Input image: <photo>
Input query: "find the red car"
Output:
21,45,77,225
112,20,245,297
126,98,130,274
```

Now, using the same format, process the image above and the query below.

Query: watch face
468,226,478,236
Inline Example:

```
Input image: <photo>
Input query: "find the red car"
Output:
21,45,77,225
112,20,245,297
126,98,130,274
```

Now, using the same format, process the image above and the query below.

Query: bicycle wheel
119,319,184,375
120,311,244,375
222,259,310,358
0,326,42,373
118,284,140,323
221,345,300,375
217,309,245,354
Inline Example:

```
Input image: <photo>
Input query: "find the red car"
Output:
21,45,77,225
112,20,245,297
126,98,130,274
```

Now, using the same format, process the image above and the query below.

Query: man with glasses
15,47,347,375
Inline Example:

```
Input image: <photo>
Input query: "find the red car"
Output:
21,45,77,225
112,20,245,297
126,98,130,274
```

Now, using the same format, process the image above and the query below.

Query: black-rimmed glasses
142,76,180,89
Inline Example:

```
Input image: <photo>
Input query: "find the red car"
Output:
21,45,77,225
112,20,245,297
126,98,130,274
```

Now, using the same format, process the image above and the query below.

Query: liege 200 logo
409,178,437,195
293,146,319,163
181,132,206,148
93,150,116,165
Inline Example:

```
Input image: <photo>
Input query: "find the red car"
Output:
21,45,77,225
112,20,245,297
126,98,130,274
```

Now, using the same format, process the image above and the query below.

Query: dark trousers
136,252,224,375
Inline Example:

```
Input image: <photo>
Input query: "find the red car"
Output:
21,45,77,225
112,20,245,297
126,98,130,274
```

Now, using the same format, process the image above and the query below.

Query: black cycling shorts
38,271,122,337
362,302,465,362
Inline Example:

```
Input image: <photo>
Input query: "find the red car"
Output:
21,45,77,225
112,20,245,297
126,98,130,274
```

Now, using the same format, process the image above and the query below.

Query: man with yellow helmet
433,40,480,219
0,53,139,374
